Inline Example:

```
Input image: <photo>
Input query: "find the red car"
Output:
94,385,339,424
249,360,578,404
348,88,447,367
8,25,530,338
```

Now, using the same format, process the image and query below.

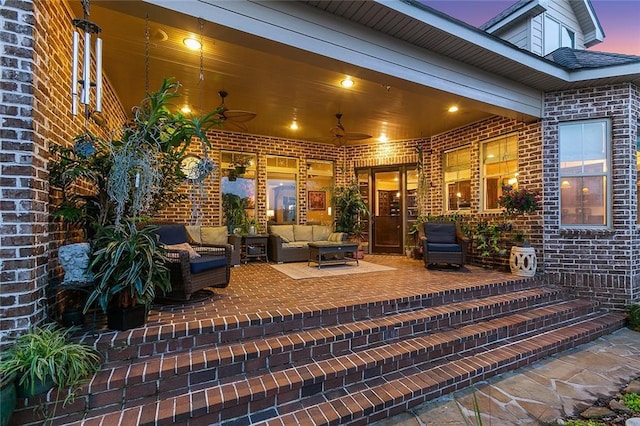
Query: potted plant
498,186,540,276
0,371,16,426
85,220,170,330
222,193,249,234
0,324,101,400
332,181,370,236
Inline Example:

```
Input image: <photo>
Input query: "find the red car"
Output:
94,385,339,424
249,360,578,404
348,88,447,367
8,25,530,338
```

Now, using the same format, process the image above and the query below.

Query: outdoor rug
270,260,395,280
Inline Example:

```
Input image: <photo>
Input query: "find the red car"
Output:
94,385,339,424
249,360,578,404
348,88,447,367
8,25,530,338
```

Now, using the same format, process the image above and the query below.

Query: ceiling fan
329,113,372,145
215,90,257,131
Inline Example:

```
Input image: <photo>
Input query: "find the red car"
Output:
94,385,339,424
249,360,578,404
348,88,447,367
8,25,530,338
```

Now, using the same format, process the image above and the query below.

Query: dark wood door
372,170,402,253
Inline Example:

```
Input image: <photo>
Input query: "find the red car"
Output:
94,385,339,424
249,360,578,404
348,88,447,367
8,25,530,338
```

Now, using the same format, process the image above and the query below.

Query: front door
372,169,403,253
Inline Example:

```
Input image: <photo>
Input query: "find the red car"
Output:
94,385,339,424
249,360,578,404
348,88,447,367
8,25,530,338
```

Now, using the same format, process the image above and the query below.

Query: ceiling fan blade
223,109,257,122
345,132,372,141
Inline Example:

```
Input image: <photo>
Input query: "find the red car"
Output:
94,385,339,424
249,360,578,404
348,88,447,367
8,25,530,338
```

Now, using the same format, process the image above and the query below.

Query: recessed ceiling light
290,120,299,130
181,105,191,114
448,105,459,113
378,133,388,142
183,38,201,50
340,77,354,88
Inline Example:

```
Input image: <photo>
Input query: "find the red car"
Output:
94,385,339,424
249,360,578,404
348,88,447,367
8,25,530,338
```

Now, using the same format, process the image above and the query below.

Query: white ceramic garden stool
509,246,537,277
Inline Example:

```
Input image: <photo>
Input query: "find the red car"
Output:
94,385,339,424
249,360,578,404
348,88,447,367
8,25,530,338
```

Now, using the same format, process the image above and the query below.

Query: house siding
531,14,544,56
542,83,640,309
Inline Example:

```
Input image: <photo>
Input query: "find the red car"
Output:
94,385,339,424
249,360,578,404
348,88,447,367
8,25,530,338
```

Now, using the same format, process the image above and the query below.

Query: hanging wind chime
71,0,102,119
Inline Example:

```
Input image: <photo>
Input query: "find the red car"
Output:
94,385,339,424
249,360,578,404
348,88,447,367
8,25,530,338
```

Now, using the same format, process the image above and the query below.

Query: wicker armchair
421,222,468,269
154,224,231,301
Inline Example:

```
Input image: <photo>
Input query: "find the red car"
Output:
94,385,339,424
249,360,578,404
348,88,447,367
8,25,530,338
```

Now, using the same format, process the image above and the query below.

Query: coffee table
307,242,359,269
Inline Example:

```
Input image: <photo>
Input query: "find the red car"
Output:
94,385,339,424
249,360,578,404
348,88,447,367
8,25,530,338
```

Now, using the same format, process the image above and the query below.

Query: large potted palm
332,181,370,257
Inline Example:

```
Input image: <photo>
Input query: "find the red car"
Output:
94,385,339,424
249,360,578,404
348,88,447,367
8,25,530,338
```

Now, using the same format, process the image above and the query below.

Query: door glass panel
373,170,401,252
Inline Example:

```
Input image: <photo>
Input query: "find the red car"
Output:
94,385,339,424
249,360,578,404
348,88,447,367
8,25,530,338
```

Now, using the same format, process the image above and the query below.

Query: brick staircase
11,278,625,426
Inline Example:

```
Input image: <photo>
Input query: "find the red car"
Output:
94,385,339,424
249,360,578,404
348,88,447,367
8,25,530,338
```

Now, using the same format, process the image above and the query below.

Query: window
267,156,298,224
443,146,471,211
220,151,257,232
559,119,610,227
306,160,333,225
481,134,518,210
544,16,575,54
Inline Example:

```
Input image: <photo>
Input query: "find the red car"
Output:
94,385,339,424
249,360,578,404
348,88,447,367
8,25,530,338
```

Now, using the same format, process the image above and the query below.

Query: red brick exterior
542,84,640,309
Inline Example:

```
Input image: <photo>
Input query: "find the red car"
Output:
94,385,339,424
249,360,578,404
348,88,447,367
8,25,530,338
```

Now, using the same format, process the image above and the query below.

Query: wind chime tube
81,30,91,106
71,30,79,115
95,36,103,112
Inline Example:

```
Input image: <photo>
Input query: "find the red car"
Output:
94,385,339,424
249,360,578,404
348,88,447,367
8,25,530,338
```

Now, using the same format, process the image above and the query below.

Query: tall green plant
332,181,370,235
222,193,249,233
474,221,507,258
84,220,170,313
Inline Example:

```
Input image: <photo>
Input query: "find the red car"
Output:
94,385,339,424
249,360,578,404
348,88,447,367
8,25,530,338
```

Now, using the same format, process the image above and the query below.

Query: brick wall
0,0,126,345
543,83,640,309
428,116,544,263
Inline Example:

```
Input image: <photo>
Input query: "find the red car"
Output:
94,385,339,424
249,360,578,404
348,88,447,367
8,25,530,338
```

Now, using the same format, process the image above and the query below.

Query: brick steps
69,299,608,425
11,277,626,426
72,287,565,412
258,312,626,426
90,278,541,363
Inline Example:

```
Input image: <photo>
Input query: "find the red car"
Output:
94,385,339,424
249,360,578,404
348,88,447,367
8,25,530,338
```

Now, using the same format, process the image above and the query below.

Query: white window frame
558,119,611,229
544,15,575,54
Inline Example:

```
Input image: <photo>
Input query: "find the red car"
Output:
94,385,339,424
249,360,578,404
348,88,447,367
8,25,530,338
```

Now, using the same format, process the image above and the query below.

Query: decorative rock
626,417,640,426
611,399,633,413
624,379,640,394
580,406,614,419
59,242,93,285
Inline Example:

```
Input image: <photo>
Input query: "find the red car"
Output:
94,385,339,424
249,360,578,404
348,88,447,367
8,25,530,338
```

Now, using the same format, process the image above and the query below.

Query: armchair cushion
156,224,188,245
201,226,228,245
425,223,456,244
190,255,228,274
427,243,462,252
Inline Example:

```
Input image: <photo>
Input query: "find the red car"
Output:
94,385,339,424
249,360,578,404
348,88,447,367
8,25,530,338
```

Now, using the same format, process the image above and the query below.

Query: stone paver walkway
373,327,640,425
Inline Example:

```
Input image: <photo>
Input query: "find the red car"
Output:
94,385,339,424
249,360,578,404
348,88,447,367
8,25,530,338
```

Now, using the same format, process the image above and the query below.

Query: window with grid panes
481,134,518,210
443,146,471,211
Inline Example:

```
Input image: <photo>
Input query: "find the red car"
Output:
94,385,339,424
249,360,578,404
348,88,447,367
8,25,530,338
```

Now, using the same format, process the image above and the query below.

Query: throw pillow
163,243,201,259
293,225,313,242
185,225,202,245
327,232,346,242
201,226,228,245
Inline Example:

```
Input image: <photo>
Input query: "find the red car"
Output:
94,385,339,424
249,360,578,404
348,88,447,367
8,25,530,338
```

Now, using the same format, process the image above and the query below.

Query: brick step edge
88,278,541,362
89,286,566,392
58,300,599,426
254,312,627,426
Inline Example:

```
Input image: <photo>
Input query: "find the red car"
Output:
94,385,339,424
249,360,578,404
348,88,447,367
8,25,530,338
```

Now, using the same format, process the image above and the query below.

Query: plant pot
1,373,16,426
405,249,412,257
107,304,148,331
62,308,84,327
16,373,54,399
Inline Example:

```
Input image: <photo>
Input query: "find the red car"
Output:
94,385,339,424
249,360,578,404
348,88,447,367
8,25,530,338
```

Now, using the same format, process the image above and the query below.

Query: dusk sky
425,0,640,55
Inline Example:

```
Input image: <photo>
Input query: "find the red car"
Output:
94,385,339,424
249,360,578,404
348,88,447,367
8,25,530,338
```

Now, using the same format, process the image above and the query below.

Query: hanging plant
415,145,429,217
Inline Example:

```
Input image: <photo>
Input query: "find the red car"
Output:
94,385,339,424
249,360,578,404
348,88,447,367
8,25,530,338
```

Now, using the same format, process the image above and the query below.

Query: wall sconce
71,0,103,117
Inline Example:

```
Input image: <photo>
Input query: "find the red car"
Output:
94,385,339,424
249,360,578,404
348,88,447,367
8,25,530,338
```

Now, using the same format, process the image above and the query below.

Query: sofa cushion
164,242,201,259
312,225,332,241
185,225,202,245
189,255,227,274
282,241,309,249
201,226,228,245
425,222,457,244
270,225,295,243
293,225,314,242
327,232,347,242
155,224,188,245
